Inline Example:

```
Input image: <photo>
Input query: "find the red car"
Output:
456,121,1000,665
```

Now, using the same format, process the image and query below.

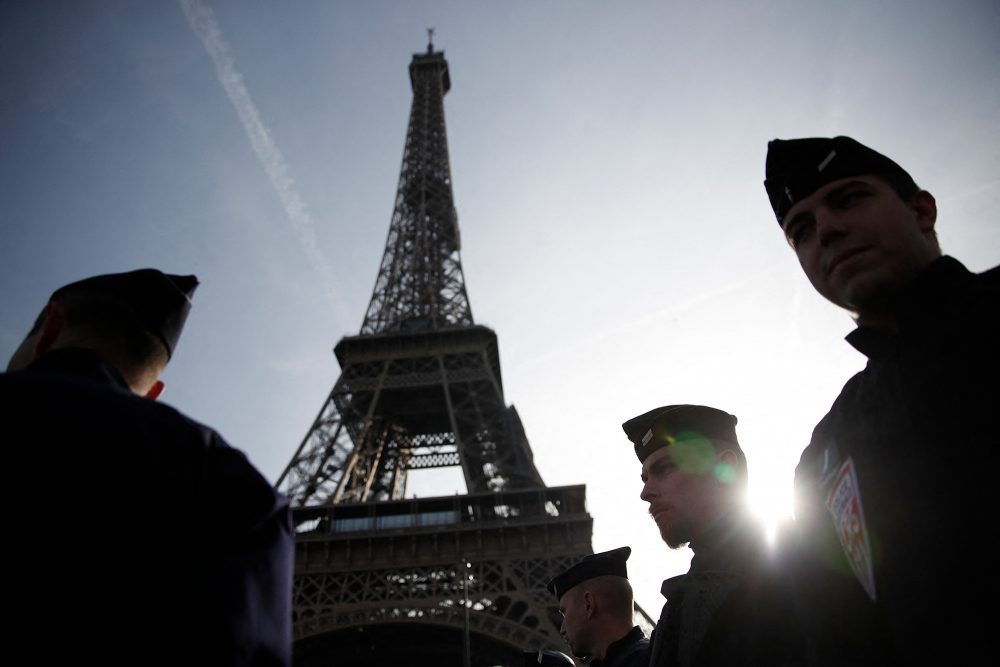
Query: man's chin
659,524,690,550
823,266,902,316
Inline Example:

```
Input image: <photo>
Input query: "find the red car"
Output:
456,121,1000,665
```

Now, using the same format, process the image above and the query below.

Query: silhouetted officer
547,547,649,667
765,136,1000,665
625,404,803,667
2,269,293,666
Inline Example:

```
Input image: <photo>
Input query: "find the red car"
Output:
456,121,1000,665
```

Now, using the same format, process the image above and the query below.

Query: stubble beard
658,517,692,550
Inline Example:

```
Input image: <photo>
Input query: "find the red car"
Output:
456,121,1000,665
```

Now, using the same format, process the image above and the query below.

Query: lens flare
668,432,715,474
714,462,737,485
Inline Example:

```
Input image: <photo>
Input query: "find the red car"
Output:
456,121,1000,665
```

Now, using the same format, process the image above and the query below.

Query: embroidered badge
824,457,877,602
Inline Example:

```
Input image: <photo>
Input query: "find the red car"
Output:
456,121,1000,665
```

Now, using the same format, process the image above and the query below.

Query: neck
853,307,898,333
691,503,745,554
593,622,636,659
852,251,943,332
48,342,162,396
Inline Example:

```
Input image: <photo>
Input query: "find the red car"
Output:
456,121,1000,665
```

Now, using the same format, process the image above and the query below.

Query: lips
826,246,868,277
648,505,670,523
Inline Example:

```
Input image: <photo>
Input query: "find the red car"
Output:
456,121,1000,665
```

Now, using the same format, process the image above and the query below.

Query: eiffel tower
277,36,596,666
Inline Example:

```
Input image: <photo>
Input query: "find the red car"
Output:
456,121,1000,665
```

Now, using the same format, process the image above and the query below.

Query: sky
2,0,998,619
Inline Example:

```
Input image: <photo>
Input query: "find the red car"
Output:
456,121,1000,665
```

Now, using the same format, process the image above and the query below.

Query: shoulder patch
825,457,877,602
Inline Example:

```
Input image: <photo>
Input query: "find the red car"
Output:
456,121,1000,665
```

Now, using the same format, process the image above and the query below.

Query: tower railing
292,485,589,537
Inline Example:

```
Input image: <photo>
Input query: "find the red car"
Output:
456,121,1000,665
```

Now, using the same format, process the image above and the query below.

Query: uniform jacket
591,625,649,667
1,348,294,666
648,512,804,667
791,256,1000,665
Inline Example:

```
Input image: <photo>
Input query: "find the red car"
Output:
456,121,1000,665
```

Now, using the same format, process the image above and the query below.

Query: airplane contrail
179,0,353,328
509,266,784,376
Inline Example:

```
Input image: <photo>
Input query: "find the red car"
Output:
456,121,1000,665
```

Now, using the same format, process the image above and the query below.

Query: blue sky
2,0,998,617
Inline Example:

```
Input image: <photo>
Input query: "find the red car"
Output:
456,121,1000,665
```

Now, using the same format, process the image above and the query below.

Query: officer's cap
622,404,738,464
546,546,631,600
52,268,198,359
764,135,916,226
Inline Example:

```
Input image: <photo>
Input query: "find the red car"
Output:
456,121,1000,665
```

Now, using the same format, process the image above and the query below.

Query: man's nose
816,209,847,248
640,480,654,502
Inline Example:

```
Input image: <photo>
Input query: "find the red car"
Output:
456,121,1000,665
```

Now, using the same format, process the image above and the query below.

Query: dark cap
52,268,198,359
764,136,916,226
622,404,738,464
522,649,576,667
546,546,631,600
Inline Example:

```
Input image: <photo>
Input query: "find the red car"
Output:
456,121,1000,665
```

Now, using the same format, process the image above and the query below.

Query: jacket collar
846,255,971,359
593,626,644,666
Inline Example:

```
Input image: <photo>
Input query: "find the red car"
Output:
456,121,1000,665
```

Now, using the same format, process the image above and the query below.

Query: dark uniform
764,137,1000,665
547,547,649,667
2,270,293,666
624,406,804,667
646,512,802,667
788,257,1000,665
591,625,648,667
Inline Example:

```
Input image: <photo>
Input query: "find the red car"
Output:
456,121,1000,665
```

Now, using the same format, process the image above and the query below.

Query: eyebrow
822,179,870,204
783,204,814,235
784,179,870,234
644,458,672,478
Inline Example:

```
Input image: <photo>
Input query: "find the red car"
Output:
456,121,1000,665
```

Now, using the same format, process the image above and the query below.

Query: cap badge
817,149,837,172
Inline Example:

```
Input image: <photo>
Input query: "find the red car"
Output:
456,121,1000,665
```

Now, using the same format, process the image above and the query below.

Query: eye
652,460,674,477
784,217,813,249
835,188,869,209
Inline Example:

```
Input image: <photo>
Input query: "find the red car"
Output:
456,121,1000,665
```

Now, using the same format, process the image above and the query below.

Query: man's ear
910,190,937,234
714,448,741,486
717,449,739,467
33,302,67,360
583,590,596,618
145,381,165,401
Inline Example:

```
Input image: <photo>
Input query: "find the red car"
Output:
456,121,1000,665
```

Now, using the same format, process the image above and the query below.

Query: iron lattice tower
276,40,602,665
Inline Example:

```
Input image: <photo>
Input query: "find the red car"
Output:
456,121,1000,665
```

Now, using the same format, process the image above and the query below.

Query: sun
746,467,795,544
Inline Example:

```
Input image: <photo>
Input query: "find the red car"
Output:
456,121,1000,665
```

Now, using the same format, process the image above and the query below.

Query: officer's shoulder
136,396,270,488
161,404,287,526
975,263,1000,287
957,262,1000,328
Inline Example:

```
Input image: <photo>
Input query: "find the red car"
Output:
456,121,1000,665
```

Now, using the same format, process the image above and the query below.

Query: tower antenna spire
427,27,434,53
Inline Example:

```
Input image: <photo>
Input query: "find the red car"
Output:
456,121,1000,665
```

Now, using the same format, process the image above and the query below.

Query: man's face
781,175,939,319
639,445,717,549
557,587,591,658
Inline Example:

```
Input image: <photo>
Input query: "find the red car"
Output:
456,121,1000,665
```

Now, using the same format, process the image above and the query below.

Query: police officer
624,404,803,667
2,269,293,666
764,136,1000,665
547,547,649,667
